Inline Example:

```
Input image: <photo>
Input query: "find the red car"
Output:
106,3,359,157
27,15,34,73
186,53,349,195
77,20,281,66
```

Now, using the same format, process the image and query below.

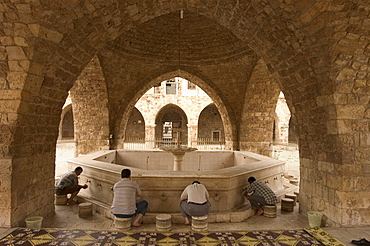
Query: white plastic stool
281,198,294,212
263,205,277,218
156,214,172,231
54,195,67,205
114,217,131,230
191,215,208,231
285,193,297,206
78,202,93,217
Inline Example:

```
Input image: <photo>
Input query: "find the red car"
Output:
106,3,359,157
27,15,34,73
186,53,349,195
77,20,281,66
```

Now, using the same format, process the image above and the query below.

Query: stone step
77,196,254,224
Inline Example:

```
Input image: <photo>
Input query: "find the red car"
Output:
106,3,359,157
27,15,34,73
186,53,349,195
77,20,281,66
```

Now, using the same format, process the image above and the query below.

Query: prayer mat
0,227,345,246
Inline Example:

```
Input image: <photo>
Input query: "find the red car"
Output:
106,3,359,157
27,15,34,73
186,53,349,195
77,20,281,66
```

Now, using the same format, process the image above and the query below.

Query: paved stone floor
0,143,365,245
0,204,369,246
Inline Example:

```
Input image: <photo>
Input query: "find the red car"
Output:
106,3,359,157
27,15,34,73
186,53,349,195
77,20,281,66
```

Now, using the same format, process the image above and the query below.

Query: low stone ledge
77,196,253,224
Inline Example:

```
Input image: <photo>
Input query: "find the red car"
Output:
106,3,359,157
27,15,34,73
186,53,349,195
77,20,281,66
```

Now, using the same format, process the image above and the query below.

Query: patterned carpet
0,227,345,246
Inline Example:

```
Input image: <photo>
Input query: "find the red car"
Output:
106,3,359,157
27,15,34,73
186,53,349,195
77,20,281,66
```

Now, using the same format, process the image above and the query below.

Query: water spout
159,145,197,171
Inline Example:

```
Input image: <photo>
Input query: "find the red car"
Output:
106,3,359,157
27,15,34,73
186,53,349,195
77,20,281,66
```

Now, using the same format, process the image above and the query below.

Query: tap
161,193,167,201
214,193,220,201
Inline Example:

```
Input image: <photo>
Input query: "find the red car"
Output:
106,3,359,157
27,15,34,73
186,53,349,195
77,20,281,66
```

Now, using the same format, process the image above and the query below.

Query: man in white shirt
180,181,211,225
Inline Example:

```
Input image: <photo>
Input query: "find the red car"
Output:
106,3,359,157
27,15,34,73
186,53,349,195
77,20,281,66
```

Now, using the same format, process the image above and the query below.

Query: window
187,81,196,90
154,83,161,94
212,131,220,141
166,80,177,94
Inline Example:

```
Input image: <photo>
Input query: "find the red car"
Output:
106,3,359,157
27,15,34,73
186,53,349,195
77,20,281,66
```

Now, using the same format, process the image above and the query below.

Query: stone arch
240,58,281,156
69,56,110,155
114,70,235,150
288,118,297,144
274,92,291,144
58,104,74,140
198,103,224,141
154,104,188,145
125,107,145,141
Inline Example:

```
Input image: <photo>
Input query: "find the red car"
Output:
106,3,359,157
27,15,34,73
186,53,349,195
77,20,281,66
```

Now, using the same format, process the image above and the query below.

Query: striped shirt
55,171,78,190
111,178,141,215
245,181,277,205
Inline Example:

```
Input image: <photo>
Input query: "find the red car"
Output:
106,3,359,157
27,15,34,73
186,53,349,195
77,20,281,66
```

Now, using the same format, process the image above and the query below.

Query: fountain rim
67,149,285,179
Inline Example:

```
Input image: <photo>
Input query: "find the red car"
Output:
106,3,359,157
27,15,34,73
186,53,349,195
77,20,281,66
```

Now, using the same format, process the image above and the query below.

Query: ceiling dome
107,11,254,66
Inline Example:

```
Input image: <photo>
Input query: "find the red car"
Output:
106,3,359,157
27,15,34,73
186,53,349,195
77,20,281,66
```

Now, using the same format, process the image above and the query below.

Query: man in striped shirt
111,169,148,227
244,176,277,216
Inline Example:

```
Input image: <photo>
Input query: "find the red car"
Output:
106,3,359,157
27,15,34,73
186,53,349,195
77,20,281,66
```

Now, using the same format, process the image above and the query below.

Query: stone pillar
173,152,186,171
187,124,198,147
145,124,156,149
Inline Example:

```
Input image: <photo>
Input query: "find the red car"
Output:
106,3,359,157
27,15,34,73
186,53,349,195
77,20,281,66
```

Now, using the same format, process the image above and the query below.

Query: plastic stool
54,195,67,205
78,202,93,217
263,205,277,218
191,215,208,231
114,217,131,230
281,198,294,212
156,214,172,231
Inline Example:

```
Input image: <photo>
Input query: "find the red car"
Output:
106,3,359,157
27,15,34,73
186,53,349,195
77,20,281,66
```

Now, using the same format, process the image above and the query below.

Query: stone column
187,124,198,147
173,152,186,171
145,124,156,149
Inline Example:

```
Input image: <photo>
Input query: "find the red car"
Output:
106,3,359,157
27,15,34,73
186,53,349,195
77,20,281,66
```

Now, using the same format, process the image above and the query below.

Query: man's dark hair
192,181,201,184
75,166,83,172
121,169,131,178
248,176,256,182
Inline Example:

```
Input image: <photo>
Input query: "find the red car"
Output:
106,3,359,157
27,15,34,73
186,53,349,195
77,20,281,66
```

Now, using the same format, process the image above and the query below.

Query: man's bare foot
256,209,264,215
184,217,190,225
131,223,142,227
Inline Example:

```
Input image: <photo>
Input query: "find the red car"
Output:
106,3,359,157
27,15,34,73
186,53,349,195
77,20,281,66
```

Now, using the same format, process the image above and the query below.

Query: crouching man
244,176,277,216
55,166,88,205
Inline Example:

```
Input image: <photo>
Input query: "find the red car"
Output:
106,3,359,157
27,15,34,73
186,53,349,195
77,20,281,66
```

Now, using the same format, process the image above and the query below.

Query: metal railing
123,137,225,150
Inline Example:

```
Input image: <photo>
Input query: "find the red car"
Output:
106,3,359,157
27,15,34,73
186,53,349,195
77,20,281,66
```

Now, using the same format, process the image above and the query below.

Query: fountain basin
67,150,285,219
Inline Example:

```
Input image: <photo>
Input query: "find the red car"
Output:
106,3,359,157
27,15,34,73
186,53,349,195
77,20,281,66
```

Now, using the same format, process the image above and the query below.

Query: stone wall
70,57,110,155
1,0,370,227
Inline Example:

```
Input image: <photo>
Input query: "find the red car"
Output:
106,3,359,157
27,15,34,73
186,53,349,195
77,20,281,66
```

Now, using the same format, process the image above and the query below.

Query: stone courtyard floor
0,203,369,246
1,143,368,245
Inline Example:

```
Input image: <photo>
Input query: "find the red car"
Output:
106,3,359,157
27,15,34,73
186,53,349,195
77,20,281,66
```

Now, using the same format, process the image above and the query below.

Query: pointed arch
154,104,188,146
114,70,235,150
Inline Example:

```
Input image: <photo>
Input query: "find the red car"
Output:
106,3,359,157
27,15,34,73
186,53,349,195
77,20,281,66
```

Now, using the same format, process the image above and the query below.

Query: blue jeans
114,200,148,218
